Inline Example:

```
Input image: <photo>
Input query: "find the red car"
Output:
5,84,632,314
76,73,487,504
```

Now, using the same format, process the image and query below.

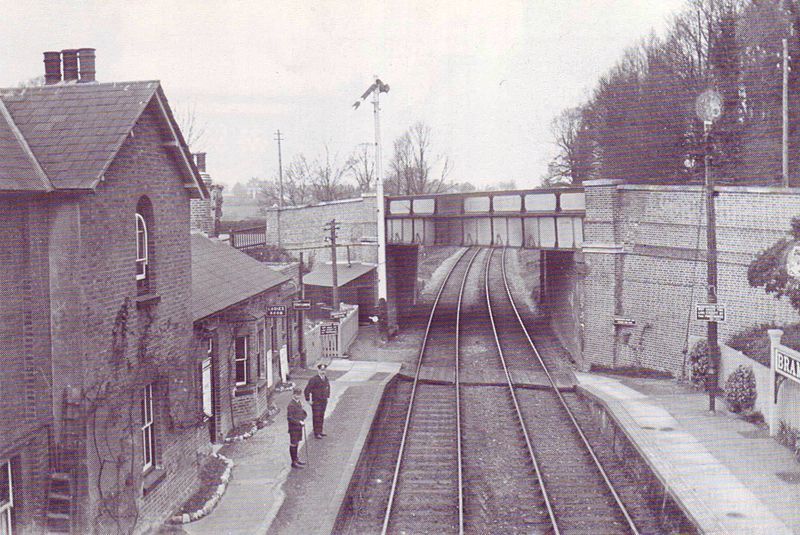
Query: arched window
135,212,148,281
135,197,155,290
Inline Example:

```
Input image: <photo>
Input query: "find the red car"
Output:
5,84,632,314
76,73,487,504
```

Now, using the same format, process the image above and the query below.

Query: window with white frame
141,384,155,472
135,212,148,281
234,336,248,386
201,338,214,418
0,460,12,535
257,326,265,379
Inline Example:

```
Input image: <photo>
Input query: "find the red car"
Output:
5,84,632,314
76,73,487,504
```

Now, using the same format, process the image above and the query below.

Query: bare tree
547,107,583,183
258,155,314,208
310,146,357,202
350,143,375,192
174,101,207,150
386,122,452,195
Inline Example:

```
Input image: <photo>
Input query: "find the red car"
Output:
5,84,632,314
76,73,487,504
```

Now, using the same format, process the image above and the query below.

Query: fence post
768,329,784,437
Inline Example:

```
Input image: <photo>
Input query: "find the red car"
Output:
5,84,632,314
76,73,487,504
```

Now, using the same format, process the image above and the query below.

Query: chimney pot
61,49,78,82
43,51,62,85
77,48,96,83
194,152,207,173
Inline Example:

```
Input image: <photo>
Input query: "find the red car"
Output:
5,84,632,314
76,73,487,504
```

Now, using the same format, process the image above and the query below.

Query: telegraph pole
275,130,284,207
783,39,790,188
274,130,285,247
324,219,340,310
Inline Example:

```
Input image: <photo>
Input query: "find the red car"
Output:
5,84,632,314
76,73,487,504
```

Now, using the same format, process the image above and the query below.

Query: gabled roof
303,262,375,287
191,234,291,322
0,81,206,197
0,99,51,191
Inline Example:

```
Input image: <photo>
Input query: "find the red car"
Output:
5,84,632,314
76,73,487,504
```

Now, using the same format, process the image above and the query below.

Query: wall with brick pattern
42,99,206,533
194,281,298,441
265,195,378,268
580,180,800,378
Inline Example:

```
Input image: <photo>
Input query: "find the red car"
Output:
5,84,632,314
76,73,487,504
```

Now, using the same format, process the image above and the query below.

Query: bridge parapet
385,187,584,249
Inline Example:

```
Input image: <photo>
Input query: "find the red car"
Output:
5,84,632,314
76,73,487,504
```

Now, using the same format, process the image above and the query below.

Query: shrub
778,421,800,461
689,340,711,389
724,365,757,413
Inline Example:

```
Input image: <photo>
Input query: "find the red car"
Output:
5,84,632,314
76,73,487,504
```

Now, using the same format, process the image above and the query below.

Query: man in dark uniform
286,387,307,469
304,362,331,439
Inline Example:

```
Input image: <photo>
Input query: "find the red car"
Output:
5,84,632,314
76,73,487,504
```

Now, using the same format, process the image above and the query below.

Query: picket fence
305,305,359,367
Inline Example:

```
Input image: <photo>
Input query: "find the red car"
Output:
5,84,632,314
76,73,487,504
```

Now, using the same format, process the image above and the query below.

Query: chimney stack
62,50,78,82
194,152,207,174
43,51,62,85
77,48,96,83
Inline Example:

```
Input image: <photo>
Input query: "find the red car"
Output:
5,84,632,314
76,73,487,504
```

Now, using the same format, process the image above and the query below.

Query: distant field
222,202,262,222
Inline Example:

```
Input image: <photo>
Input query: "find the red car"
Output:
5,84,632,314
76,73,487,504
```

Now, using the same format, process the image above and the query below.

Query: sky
0,0,686,191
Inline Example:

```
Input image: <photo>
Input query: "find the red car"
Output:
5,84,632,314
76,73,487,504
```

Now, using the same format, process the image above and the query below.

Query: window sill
142,466,166,496
234,379,269,397
135,292,161,309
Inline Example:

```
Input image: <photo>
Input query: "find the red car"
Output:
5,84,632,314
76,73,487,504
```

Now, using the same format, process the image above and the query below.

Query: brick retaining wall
581,181,800,377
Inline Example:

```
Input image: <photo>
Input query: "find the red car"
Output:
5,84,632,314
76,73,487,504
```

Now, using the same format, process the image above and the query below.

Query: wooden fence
305,305,359,367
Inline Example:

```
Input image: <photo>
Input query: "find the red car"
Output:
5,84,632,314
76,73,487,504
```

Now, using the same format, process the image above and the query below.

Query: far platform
577,372,796,534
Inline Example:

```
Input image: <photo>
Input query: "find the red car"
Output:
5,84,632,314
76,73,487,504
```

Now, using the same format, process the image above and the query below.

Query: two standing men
286,362,331,469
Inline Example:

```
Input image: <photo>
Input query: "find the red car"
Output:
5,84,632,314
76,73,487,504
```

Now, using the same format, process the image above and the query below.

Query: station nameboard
266,305,287,318
776,347,800,385
320,323,338,336
292,300,312,311
613,317,636,327
696,303,726,322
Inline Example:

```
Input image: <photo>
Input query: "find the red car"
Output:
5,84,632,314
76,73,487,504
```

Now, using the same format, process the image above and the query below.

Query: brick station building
191,233,298,443
0,49,210,533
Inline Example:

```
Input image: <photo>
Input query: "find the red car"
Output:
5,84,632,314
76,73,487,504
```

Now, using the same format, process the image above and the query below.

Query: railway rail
485,247,640,534
355,246,646,534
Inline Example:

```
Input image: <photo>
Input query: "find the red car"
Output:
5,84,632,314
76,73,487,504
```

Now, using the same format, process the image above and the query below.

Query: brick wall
43,99,206,532
265,195,378,267
194,282,298,440
580,180,800,377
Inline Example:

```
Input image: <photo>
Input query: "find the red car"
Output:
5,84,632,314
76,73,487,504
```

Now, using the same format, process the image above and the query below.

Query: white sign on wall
776,347,800,385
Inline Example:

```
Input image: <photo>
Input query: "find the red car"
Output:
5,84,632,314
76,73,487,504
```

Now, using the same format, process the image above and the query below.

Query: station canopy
303,262,375,288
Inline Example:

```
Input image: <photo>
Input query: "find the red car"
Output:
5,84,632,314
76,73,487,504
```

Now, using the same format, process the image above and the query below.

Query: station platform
577,372,799,534
181,359,400,535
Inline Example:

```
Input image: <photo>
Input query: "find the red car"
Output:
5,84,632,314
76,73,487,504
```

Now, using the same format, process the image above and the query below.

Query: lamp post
696,88,723,412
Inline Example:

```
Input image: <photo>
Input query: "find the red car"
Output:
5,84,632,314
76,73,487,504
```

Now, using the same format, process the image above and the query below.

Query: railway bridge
384,186,584,250
381,187,584,326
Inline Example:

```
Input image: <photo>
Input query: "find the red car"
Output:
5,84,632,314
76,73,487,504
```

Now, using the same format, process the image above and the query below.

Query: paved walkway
183,359,400,535
577,373,800,534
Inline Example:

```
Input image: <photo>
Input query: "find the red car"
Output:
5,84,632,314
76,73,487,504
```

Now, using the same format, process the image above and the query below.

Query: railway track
485,247,640,534
344,246,647,534
380,247,478,534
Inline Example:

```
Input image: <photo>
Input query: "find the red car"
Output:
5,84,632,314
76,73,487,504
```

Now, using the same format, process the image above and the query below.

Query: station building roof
0,80,206,196
303,262,375,288
191,233,290,321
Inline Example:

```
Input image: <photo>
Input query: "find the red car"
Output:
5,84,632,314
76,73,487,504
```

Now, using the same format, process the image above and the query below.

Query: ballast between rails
497,246,640,535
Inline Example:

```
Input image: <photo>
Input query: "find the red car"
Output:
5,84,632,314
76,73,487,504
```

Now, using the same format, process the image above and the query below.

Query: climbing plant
747,216,800,312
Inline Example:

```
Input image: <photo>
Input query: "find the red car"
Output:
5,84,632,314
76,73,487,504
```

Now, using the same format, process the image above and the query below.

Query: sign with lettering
292,300,312,311
613,317,636,327
266,305,287,318
320,323,338,336
776,348,800,385
696,303,726,322
330,310,348,320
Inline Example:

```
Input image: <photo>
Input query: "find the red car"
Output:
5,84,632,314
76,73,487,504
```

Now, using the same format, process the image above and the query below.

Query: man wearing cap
304,363,331,439
287,387,307,469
